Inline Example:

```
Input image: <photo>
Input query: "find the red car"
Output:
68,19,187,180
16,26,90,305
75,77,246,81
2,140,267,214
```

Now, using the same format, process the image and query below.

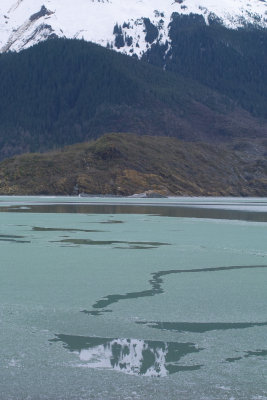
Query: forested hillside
0,38,265,160
143,15,267,118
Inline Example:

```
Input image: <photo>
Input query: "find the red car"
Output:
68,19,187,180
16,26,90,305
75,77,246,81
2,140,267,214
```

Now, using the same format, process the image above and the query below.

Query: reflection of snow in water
51,334,202,377
76,338,169,377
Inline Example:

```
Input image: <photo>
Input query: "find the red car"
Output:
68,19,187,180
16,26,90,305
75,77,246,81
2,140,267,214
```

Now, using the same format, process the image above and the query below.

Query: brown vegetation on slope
0,134,266,196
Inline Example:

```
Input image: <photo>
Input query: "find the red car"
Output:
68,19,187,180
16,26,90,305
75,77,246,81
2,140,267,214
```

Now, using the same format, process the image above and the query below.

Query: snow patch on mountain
0,0,266,55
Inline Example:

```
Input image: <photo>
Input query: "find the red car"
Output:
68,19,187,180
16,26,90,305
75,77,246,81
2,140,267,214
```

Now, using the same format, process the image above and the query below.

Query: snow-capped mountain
0,0,266,56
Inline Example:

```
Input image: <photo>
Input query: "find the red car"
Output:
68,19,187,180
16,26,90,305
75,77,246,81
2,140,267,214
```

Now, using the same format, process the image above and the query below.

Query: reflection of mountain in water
51,335,202,377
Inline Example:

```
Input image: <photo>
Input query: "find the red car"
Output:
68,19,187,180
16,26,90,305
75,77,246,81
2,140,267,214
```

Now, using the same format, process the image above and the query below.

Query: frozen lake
0,197,266,399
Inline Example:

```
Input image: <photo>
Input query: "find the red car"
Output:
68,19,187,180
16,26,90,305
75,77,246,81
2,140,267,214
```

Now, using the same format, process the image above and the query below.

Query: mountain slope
0,133,266,196
143,14,267,118
0,38,265,160
1,1,267,121
0,0,266,55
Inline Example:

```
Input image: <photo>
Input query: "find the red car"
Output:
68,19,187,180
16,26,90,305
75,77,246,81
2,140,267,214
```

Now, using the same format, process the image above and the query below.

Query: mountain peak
0,0,266,55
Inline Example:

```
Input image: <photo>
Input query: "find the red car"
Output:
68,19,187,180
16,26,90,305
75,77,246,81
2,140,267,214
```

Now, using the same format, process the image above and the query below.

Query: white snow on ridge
0,0,266,54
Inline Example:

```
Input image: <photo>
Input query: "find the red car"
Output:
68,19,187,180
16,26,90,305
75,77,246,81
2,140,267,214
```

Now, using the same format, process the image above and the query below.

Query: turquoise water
0,197,266,399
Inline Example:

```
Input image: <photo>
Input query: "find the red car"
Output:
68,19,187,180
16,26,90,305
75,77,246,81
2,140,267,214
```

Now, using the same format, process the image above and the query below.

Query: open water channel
0,196,266,400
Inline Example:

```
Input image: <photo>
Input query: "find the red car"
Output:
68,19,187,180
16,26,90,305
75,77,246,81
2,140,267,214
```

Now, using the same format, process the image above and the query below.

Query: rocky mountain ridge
1,0,266,56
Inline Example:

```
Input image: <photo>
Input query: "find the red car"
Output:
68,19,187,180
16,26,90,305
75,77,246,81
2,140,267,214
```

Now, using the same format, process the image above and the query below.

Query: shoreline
1,196,267,222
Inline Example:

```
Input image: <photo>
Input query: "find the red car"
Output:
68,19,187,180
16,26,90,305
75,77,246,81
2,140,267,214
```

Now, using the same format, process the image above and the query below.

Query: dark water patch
131,241,169,246
88,289,157,311
100,220,124,224
225,357,243,363
1,202,267,222
136,321,267,333
244,349,267,358
32,227,104,233
50,334,203,377
0,238,30,243
56,239,116,246
154,264,267,276
56,238,169,248
114,245,158,250
225,349,267,363
82,309,112,316
82,264,267,315
8,206,31,210
0,234,25,239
